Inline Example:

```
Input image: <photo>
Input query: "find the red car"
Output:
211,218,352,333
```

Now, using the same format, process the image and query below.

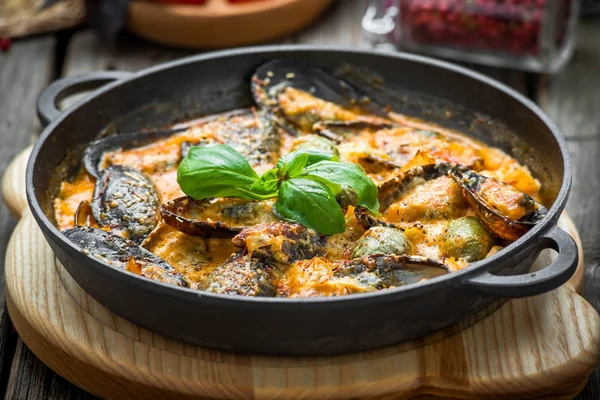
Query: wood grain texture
127,0,335,49
3,208,596,400
0,36,55,399
6,340,96,400
295,0,365,46
1,145,31,219
537,20,600,400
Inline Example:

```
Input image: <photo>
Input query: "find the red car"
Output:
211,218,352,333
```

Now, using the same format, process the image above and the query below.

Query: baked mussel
201,252,277,297
181,109,281,173
83,127,187,178
86,109,281,179
232,222,325,264
354,163,454,230
448,166,548,241
251,59,394,135
90,165,161,245
63,226,188,287
279,254,449,297
160,196,280,238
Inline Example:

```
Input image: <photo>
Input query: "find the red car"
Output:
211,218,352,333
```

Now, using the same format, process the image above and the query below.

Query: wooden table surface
0,1,599,398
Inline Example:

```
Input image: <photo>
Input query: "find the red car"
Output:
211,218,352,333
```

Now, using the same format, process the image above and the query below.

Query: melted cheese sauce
54,89,543,294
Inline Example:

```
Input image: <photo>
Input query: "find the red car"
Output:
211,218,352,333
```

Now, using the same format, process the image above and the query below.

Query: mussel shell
91,165,160,245
161,196,281,238
74,200,97,228
335,254,449,289
448,167,548,241
232,222,325,264
251,59,392,134
354,163,453,230
201,252,276,297
83,127,187,178
63,226,188,287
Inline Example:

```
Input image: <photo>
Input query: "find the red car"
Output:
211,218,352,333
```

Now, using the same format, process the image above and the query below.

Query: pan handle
37,71,132,127
459,225,579,298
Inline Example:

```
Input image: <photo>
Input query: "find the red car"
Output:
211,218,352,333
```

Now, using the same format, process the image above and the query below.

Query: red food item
396,0,571,56
0,37,11,52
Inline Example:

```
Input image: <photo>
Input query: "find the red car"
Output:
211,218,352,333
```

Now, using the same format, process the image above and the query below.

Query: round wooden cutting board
126,0,335,49
3,146,600,400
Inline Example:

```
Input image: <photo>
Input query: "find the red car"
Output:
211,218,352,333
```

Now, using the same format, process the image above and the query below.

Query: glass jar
362,0,581,73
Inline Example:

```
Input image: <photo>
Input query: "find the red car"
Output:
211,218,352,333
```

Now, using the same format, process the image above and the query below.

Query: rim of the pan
26,44,573,305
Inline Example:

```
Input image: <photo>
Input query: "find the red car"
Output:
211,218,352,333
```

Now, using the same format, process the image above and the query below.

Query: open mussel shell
335,254,449,289
201,252,276,297
63,226,188,287
448,167,548,241
91,165,161,245
232,222,325,264
83,127,187,178
161,196,281,238
355,163,453,230
251,59,393,134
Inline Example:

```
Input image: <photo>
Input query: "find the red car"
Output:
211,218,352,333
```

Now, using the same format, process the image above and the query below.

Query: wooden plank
537,20,600,400
6,340,97,400
295,0,365,46
58,30,193,110
63,30,192,75
0,35,55,398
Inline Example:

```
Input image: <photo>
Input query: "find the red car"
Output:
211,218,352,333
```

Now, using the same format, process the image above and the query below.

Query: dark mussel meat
91,165,161,244
354,163,453,230
83,127,187,178
161,196,281,238
201,252,276,297
251,59,394,135
63,226,188,287
232,222,325,264
448,167,548,241
334,254,449,289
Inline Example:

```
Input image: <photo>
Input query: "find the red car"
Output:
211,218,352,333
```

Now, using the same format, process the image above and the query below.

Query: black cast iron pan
27,46,578,356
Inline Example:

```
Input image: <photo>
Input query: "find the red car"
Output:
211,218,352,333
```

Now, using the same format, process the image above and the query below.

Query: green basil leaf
301,174,342,196
282,152,308,179
276,150,338,170
250,168,281,196
301,161,380,213
275,178,346,235
177,144,262,200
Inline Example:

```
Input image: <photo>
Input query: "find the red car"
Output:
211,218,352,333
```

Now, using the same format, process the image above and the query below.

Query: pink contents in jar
397,0,572,56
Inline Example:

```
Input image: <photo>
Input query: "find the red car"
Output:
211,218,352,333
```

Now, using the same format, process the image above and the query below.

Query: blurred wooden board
127,0,335,48
2,145,599,399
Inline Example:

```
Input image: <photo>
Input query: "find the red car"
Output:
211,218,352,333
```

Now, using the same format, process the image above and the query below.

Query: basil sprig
177,144,380,235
